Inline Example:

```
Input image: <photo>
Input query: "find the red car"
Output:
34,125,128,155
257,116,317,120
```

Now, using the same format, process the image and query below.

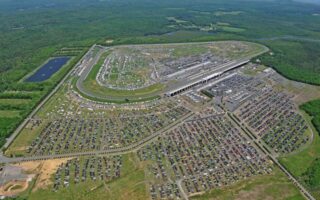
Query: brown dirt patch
14,158,71,191
0,180,29,196
33,158,71,191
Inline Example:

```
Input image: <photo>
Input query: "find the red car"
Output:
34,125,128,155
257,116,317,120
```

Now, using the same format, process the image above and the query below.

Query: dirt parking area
14,158,71,191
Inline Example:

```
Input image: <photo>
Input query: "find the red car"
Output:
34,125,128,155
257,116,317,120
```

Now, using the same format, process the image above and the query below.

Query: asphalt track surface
75,46,163,102
75,43,269,101
0,43,315,200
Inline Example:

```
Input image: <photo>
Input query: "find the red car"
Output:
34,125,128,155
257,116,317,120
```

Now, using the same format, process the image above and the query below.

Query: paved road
2,42,268,153
165,46,269,95
75,46,162,101
1,45,97,151
76,43,269,101
177,179,189,200
1,49,313,200
76,46,134,101
0,112,194,164
227,112,315,200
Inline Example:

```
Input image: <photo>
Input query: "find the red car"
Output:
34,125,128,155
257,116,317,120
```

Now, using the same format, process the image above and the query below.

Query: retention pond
25,57,70,82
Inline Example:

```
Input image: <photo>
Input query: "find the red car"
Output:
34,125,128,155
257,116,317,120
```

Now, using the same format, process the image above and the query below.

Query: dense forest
1,0,320,87
1,0,320,148
260,40,320,85
301,100,320,134
303,157,320,189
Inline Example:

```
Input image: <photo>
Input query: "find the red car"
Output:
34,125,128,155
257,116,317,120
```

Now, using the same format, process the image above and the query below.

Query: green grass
110,67,119,74
259,40,320,85
0,99,31,105
5,119,51,157
220,26,245,33
171,45,209,57
302,158,320,189
279,111,320,177
77,50,165,102
0,110,21,118
279,99,320,198
75,78,161,104
213,11,244,16
300,99,320,134
0,117,21,147
0,1,320,199
26,154,148,200
191,167,304,200
109,73,119,81
78,41,265,103
279,110,320,199
0,47,86,149
82,79,165,98
241,65,267,76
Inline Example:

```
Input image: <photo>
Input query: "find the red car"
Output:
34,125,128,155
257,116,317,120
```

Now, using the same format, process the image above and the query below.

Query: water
25,57,70,82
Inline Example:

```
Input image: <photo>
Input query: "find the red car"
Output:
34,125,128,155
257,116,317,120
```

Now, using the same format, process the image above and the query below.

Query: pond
25,57,70,82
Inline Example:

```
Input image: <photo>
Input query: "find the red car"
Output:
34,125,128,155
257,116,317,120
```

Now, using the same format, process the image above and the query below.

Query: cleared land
75,41,266,103
0,42,314,200
190,167,304,200
1,1,320,199
280,111,320,199
24,154,148,200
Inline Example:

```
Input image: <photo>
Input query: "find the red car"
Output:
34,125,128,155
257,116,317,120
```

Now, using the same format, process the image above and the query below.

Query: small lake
25,57,70,82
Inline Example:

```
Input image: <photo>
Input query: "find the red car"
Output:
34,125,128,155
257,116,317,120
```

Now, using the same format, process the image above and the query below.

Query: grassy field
5,121,50,157
78,41,265,103
78,49,165,102
259,40,320,85
279,111,319,176
1,1,320,199
76,78,161,103
0,110,21,118
0,93,37,147
300,100,320,134
279,110,320,199
1,0,320,148
0,48,87,149
82,78,165,99
0,99,31,106
302,159,320,192
219,26,245,33
191,167,304,200
5,83,78,157
21,154,148,200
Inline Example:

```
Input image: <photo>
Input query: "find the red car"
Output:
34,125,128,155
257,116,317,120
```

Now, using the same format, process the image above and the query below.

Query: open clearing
0,110,21,118
190,168,304,200
13,158,71,191
0,41,313,200
75,41,266,103
26,154,148,200
0,180,29,196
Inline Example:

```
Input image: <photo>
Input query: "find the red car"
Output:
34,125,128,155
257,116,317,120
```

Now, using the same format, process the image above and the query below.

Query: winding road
0,41,316,200
0,111,194,164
